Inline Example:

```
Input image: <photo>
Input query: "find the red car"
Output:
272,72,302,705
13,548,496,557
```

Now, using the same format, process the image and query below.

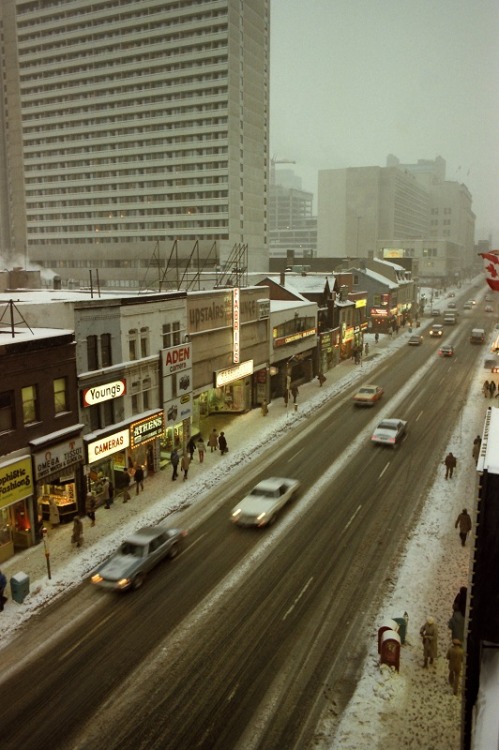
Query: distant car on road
91,525,187,591
439,345,454,357
463,302,472,310
431,309,441,317
353,384,384,406
485,305,494,313
447,301,457,309
429,324,444,337
230,477,301,527
371,419,408,447
408,334,423,346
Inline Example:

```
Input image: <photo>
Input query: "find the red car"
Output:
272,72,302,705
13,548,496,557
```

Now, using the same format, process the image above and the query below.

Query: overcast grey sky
270,0,499,243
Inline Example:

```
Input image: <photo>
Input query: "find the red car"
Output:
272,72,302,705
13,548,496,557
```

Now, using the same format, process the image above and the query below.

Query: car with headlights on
371,418,407,447
230,477,300,527
90,525,186,591
408,334,423,346
353,383,384,406
439,345,454,357
429,324,444,337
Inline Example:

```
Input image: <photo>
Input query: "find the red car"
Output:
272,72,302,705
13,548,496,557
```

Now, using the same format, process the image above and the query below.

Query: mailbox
377,619,399,653
380,629,401,672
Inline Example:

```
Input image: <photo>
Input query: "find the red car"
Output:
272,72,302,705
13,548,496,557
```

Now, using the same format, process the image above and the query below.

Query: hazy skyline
270,0,499,244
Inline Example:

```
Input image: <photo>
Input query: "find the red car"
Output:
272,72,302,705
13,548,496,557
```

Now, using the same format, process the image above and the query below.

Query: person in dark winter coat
489,381,496,398
448,610,465,642
291,386,299,403
472,436,481,465
208,429,219,453
218,431,228,454
181,452,190,480
446,639,464,695
102,477,112,509
170,449,179,480
187,437,197,460
134,464,144,494
444,452,457,479
71,516,84,548
86,493,96,526
453,586,467,616
0,569,7,612
455,509,472,546
420,616,438,667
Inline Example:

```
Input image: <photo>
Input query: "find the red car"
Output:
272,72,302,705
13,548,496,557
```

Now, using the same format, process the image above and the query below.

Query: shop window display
39,480,77,525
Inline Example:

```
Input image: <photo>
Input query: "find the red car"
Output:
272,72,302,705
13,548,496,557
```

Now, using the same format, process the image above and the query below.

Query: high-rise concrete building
0,0,270,287
317,165,429,259
268,181,316,259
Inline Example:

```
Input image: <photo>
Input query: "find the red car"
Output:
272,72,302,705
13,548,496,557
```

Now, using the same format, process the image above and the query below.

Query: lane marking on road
288,447,304,460
416,410,424,422
379,462,390,479
342,505,362,535
58,610,116,661
186,531,208,550
282,577,314,621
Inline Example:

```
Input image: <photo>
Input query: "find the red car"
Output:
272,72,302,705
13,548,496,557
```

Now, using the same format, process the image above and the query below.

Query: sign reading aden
163,344,192,374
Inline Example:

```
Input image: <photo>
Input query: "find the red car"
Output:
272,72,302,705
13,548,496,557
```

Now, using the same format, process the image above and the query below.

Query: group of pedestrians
482,379,497,398
419,586,466,695
170,429,229,481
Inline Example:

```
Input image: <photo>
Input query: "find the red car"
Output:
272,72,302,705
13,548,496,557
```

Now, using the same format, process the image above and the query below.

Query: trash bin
377,619,399,653
10,571,30,604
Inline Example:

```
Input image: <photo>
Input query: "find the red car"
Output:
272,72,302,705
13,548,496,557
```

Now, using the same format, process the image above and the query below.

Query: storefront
30,428,85,527
85,410,164,504
192,359,254,430
0,455,35,562
161,343,193,466
319,328,341,373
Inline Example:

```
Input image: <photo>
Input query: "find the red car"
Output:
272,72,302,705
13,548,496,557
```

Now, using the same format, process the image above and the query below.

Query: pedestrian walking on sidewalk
208,428,219,453
170,449,179,480
291,386,299,404
102,477,112,509
86,493,96,527
420,616,438,668
446,639,464,695
489,381,496,399
219,431,228,454
318,373,326,386
49,497,60,527
472,435,481,465
261,399,268,416
197,436,206,463
134,464,144,494
181,452,190,480
122,468,131,502
0,569,7,612
71,516,84,548
455,509,472,547
444,452,457,479
187,436,197,461
364,342,369,356
482,380,490,398
374,332,379,344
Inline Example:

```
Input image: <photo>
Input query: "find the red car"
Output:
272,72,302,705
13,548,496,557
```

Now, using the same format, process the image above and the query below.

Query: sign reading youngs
82,379,126,407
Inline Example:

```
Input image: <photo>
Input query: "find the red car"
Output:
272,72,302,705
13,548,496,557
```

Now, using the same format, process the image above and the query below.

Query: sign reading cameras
162,343,193,423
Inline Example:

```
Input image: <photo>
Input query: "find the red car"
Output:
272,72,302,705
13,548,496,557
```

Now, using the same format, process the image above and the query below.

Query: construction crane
270,155,296,185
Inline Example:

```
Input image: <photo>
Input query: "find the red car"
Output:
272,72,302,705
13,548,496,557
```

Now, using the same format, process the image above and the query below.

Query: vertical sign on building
233,287,240,364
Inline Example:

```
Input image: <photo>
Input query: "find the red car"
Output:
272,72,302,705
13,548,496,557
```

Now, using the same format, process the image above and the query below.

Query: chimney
280,270,285,286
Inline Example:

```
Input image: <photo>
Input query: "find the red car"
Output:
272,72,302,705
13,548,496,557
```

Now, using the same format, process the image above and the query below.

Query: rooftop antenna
0,299,35,338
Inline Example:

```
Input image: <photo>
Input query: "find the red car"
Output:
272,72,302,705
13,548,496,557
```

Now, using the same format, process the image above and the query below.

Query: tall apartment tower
0,0,270,286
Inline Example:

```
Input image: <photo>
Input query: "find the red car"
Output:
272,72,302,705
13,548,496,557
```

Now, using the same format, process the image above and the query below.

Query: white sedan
371,419,408,447
230,477,301,527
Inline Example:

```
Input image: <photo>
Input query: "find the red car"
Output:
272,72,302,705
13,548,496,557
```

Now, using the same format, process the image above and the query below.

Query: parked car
230,477,301,527
371,419,408,447
408,335,423,346
429,324,444,337
353,384,384,406
439,345,454,357
91,525,187,591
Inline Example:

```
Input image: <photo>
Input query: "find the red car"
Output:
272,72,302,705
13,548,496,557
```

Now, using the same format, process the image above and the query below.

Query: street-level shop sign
33,437,84,481
130,411,164,449
82,379,126,407
87,429,130,463
273,327,317,347
0,457,33,508
214,360,253,388
163,344,192,374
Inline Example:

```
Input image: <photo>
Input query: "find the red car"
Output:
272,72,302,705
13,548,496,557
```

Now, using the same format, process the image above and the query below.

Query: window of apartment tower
87,335,98,370
22,385,39,425
101,333,112,367
129,329,137,360
53,377,68,415
140,327,149,357
0,391,15,433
